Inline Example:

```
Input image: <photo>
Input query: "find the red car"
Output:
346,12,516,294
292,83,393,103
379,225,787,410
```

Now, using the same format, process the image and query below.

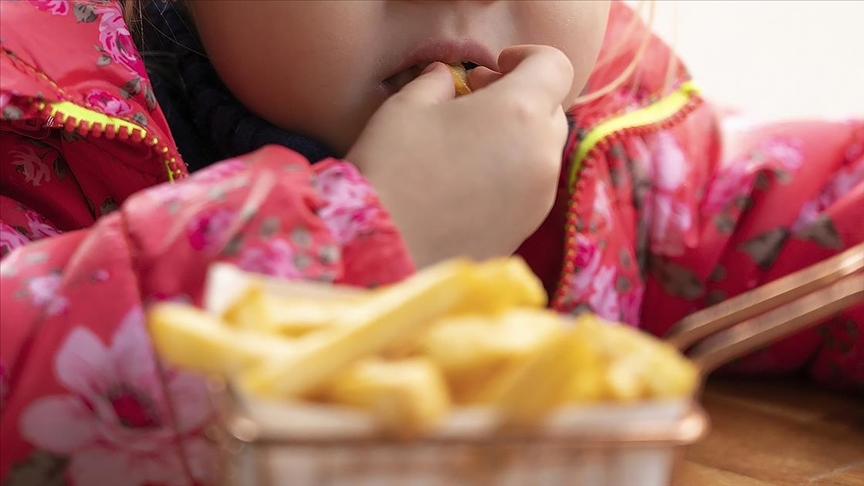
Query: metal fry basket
202,243,863,486
207,379,708,486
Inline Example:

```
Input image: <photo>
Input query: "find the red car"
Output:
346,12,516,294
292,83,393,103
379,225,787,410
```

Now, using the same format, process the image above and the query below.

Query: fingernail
421,62,439,75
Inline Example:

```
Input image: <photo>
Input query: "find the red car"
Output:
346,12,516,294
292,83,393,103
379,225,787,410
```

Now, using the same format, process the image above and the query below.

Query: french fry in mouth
448,63,471,97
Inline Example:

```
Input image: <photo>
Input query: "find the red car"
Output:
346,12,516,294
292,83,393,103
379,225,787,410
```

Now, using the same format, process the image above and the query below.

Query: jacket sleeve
639,114,864,388
0,145,413,484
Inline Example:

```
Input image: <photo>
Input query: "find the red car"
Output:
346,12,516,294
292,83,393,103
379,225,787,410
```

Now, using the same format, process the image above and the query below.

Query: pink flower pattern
703,164,756,214
187,208,236,252
648,132,689,193
0,206,61,257
0,221,30,255
27,273,69,316
645,132,693,257
568,234,602,298
592,180,613,227
85,90,133,116
3,4,864,481
94,5,147,78
27,0,70,16
792,157,864,232
566,235,643,325
648,195,693,257
19,307,215,486
588,265,621,321
24,207,60,240
762,137,805,173
705,137,804,214
315,164,380,245
9,146,51,187
237,238,302,279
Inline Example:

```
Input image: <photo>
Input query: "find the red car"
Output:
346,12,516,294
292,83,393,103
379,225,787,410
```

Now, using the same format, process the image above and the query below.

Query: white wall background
627,1,864,120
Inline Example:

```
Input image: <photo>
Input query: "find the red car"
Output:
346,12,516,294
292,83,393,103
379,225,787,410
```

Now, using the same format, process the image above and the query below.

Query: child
0,0,861,483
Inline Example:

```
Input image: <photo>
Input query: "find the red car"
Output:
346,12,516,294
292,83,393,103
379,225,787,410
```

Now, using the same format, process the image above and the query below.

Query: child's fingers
392,62,455,105
550,105,569,147
488,45,574,113
467,67,502,92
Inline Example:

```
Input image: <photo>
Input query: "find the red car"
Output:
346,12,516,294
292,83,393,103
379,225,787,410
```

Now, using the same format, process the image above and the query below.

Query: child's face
189,1,611,155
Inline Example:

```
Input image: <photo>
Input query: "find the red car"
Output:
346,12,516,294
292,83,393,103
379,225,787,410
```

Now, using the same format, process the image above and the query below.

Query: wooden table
678,379,864,485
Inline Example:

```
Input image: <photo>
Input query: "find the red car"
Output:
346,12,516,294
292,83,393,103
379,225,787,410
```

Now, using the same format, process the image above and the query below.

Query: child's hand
347,45,573,268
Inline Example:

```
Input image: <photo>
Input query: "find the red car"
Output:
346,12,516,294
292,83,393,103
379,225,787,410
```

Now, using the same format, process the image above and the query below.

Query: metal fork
666,243,864,375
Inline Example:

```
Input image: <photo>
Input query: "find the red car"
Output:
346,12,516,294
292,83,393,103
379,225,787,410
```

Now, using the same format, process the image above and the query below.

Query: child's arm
639,114,864,387
0,145,413,481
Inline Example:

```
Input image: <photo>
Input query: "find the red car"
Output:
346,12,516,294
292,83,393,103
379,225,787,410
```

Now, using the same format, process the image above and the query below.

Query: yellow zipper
2,48,182,182
568,81,700,188
554,81,703,312
43,100,183,182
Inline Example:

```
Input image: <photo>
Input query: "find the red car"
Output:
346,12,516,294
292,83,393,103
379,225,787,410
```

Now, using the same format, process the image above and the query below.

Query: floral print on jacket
1,1,862,485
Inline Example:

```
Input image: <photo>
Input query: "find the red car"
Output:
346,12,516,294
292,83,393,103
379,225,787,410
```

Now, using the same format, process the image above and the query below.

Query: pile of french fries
148,258,698,436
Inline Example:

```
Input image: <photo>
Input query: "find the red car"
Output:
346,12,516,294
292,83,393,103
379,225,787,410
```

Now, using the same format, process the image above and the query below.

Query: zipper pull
2,117,52,139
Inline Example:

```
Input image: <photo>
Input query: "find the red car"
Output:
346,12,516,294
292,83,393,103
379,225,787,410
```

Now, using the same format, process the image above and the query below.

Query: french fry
325,358,451,435
239,260,474,398
375,256,545,361
564,315,698,402
600,322,697,400
448,63,471,97
451,257,547,315
148,303,295,375
420,309,562,402
149,255,701,438
224,285,354,336
493,327,581,427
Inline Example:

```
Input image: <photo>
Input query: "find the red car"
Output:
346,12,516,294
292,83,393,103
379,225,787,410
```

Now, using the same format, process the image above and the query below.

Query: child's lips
382,40,496,94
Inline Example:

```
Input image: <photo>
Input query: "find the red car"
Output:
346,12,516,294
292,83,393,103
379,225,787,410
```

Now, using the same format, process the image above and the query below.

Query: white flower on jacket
19,307,216,486
593,180,613,227
24,207,60,240
26,273,69,316
0,221,30,256
9,146,51,187
645,132,693,257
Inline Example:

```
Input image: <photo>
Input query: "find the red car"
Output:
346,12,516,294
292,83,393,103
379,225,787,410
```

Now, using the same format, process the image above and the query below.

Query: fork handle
665,243,864,350
684,273,864,375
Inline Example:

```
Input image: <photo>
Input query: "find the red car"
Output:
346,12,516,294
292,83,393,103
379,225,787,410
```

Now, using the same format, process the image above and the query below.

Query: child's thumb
394,62,455,105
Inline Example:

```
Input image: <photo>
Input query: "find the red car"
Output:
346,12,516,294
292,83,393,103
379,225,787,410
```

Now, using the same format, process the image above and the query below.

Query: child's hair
121,0,140,28
121,0,665,108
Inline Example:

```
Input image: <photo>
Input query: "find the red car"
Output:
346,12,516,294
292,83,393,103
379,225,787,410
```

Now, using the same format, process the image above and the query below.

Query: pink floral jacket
1,1,861,484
